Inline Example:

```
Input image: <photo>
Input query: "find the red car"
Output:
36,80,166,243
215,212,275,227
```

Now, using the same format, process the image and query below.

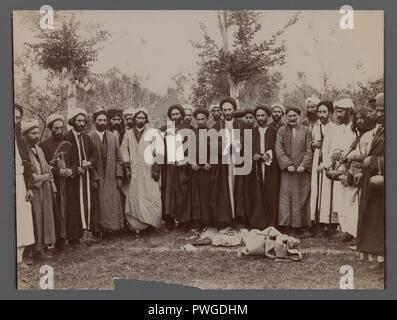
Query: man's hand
43,172,53,181
253,154,261,161
125,168,131,180
192,164,200,171
312,141,323,149
82,160,92,170
297,166,305,173
262,153,270,162
116,178,123,188
77,167,86,175
60,168,73,177
203,164,211,171
92,181,98,189
287,166,295,172
25,188,34,202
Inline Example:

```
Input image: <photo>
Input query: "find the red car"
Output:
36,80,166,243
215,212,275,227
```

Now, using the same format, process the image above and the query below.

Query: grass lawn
17,229,384,290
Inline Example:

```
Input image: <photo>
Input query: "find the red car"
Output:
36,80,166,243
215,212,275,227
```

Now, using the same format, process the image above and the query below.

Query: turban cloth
209,103,220,112
243,108,256,116
220,97,237,111
183,104,195,114
317,101,334,114
167,104,185,119
334,96,354,110
133,107,149,122
193,107,209,118
254,105,271,117
375,92,384,109
123,108,136,117
46,113,64,129
271,103,285,114
285,106,302,116
68,108,87,126
108,109,123,120
305,95,320,106
93,109,108,121
21,118,39,134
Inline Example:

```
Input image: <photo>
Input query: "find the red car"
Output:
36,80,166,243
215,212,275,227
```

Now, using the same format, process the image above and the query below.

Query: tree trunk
229,78,240,109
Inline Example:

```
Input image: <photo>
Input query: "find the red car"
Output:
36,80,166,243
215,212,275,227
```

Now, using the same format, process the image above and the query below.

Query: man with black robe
243,105,280,229
357,92,385,271
211,97,246,231
160,104,193,230
40,114,71,253
190,107,213,229
62,108,98,248
108,108,125,146
269,103,285,131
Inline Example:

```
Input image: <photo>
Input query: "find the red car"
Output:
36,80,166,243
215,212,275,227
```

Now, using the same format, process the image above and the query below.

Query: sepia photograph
13,9,385,290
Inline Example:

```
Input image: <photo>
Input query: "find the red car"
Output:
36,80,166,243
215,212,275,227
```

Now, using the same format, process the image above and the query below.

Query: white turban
46,113,64,128
209,103,220,112
21,118,40,134
183,104,195,113
133,107,149,120
271,103,285,114
334,97,354,110
68,108,87,121
305,95,320,106
123,108,136,117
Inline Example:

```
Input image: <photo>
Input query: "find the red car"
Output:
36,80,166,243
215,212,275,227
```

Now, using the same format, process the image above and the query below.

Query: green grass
17,229,384,290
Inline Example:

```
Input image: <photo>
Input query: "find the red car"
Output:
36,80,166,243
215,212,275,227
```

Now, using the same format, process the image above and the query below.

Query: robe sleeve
120,132,130,169
275,127,293,170
114,135,123,178
321,127,333,169
62,140,77,177
87,136,98,168
300,128,313,170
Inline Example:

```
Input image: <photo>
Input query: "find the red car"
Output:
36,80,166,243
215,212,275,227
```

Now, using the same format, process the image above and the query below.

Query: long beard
307,111,317,121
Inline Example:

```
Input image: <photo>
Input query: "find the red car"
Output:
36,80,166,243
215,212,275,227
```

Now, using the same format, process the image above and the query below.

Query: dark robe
357,126,384,256
89,130,124,232
300,117,317,132
269,120,285,132
210,118,246,228
16,130,34,190
190,126,212,227
160,122,193,224
242,125,280,229
62,130,98,241
40,136,68,241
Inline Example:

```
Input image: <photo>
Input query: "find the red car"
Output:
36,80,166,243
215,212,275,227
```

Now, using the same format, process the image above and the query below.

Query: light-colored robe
15,140,35,248
89,130,124,231
27,144,56,251
120,126,162,230
322,122,357,225
310,120,337,223
276,124,313,228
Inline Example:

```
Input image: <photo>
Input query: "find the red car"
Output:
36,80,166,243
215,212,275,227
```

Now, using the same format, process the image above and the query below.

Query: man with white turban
318,96,356,236
120,107,162,233
40,113,70,253
207,102,221,129
183,104,195,127
301,95,321,132
269,103,285,130
62,108,98,248
123,107,136,130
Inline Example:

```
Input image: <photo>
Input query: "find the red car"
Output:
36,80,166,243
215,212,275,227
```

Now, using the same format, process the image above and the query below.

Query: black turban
220,97,237,111
285,106,302,116
108,109,123,120
193,107,209,118
244,108,255,116
167,104,185,119
254,105,271,117
317,101,334,114
93,109,108,121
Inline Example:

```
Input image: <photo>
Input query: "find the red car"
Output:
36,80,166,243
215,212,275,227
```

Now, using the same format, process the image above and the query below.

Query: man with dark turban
211,97,247,231
62,108,98,248
190,107,213,229
160,104,194,230
107,108,125,146
309,101,337,235
239,105,280,229
356,93,385,271
89,109,124,238
40,113,70,253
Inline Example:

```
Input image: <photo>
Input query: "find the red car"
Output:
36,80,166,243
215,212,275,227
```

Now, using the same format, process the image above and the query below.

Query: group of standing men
15,92,385,271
